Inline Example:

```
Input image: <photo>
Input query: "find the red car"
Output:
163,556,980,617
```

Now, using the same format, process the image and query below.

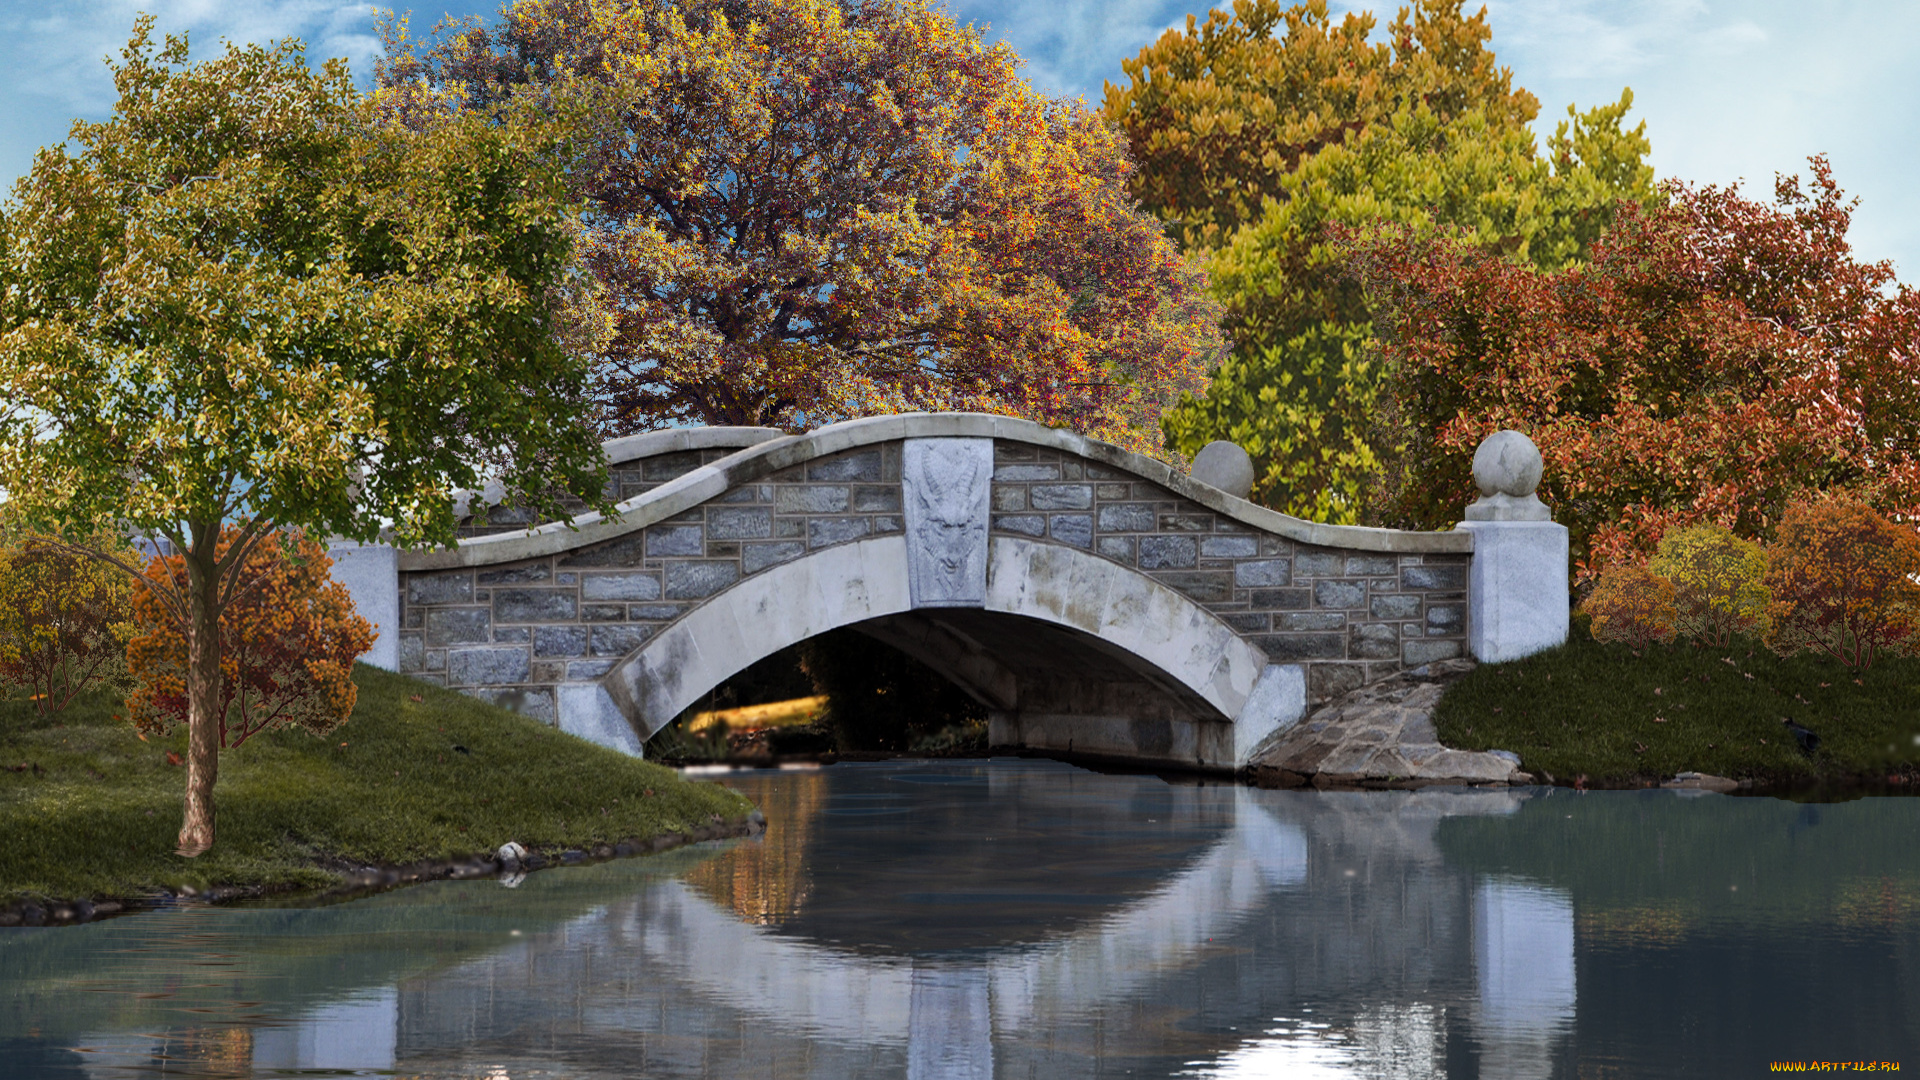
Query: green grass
0,664,753,906
1435,619,1920,786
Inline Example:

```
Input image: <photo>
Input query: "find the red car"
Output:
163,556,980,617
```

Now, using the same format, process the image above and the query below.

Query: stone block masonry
394,416,1478,754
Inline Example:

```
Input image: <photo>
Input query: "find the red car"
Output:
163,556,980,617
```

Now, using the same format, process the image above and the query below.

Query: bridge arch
393,413,1485,771
590,533,1285,769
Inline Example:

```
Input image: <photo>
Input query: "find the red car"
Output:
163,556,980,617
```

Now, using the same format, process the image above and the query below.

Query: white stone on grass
557,683,643,756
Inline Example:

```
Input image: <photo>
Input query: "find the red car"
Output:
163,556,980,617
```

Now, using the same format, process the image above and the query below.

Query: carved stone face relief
902,438,992,607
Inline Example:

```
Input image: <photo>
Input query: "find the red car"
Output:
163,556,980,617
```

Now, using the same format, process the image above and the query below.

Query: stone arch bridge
337,414,1566,771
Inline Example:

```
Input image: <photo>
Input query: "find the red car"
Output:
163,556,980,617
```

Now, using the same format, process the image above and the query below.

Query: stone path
1246,659,1533,788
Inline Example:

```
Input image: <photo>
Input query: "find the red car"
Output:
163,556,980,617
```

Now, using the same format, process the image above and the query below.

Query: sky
1,0,1915,281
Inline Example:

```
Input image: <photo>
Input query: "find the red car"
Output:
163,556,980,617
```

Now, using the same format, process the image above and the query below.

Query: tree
0,21,607,854
1353,158,1920,578
379,0,1222,456
0,526,137,714
1105,0,1654,517
1647,524,1770,647
1764,494,1920,669
127,529,375,747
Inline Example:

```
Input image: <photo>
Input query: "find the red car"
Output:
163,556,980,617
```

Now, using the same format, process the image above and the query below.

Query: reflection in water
0,759,1916,1078
683,766,826,925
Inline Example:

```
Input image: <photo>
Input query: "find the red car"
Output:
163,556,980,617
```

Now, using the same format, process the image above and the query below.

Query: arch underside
850,610,1233,768
594,536,1285,771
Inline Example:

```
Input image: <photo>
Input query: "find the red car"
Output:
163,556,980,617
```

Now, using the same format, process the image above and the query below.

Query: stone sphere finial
1464,430,1551,521
1190,440,1255,500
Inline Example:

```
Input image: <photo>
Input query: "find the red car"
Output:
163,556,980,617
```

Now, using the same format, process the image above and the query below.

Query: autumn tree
1647,524,1770,647
1764,494,1920,669
1105,0,1654,517
0,22,607,855
379,0,1222,456
0,525,138,714
1580,560,1677,650
128,530,374,746
1353,158,1920,578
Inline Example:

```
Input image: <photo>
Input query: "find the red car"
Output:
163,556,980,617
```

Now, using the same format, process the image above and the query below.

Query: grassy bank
0,664,753,907
1435,620,1920,787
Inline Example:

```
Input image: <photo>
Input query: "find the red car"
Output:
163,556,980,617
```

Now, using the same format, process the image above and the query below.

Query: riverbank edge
0,810,767,930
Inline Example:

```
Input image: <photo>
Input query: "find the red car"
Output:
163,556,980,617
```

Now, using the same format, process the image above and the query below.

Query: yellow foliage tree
1764,495,1920,669
0,527,137,713
1647,524,1771,646
1581,560,1677,649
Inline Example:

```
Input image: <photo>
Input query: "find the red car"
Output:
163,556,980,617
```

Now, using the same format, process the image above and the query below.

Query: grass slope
0,664,753,905
1435,620,1920,786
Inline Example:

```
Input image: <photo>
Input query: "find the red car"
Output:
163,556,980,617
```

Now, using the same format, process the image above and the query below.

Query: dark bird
1782,718,1820,755
453,745,471,756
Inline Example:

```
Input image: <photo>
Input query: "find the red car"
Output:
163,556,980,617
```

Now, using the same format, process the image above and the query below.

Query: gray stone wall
397,437,1467,722
983,443,1466,702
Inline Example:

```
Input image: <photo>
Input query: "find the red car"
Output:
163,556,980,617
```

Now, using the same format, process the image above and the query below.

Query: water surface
2,759,1916,1077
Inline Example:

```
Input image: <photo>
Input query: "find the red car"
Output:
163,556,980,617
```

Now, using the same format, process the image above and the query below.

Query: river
2,758,1915,1077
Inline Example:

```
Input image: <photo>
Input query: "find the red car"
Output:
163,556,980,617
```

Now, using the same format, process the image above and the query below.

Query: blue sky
2,0,1915,281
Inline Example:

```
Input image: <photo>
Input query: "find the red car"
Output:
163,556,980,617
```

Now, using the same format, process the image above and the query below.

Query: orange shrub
1581,560,1678,649
1764,494,1920,669
127,528,374,747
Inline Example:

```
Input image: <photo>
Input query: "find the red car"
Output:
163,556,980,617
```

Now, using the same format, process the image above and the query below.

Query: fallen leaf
1743,672,1755,680
165,751,183,766
339,742,348,748
135,731,148,742
1819,682,1831,688
1653,687,1663,695
1652,716,1667,723
409,694,423,703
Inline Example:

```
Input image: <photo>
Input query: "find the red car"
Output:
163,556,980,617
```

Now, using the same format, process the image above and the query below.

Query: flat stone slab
1247,658,1533,788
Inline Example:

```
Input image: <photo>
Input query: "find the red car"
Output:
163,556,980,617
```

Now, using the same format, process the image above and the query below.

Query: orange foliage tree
0,531,136,713
1763,495,1920,669
127,529,374,747
1353,158,1920,577
379,0,1223,455
1580,560,1677,649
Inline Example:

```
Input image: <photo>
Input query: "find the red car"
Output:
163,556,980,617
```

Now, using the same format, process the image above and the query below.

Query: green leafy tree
382,0,1223,457
1105,0,1654,517
0,21,606,855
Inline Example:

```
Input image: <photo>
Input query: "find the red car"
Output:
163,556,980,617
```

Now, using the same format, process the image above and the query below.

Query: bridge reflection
260,764,1576,1078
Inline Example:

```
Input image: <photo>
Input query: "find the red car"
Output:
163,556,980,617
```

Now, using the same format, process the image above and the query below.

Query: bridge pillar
1458,431,1569,663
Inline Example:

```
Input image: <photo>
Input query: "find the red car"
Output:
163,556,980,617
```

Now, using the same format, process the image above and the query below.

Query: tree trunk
176,523,222,857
